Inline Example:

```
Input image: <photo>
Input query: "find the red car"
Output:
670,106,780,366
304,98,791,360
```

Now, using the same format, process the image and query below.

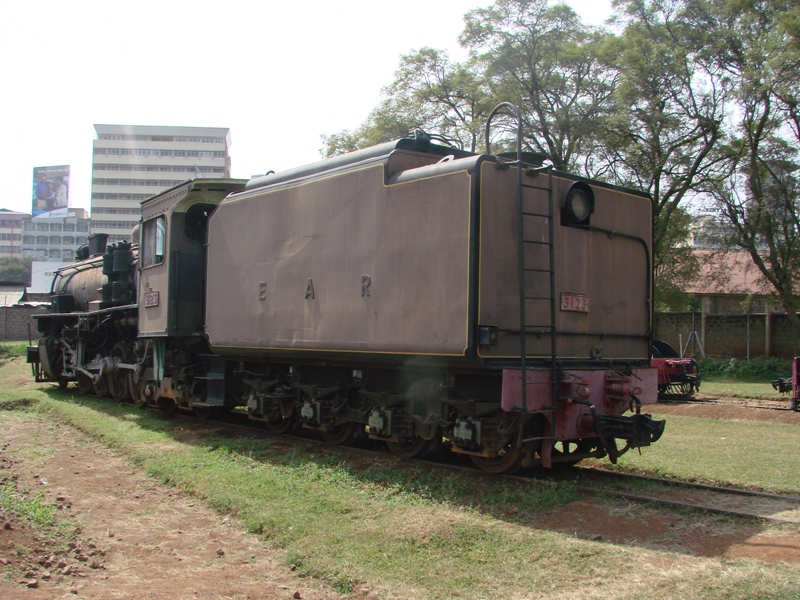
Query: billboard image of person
32,165,70,216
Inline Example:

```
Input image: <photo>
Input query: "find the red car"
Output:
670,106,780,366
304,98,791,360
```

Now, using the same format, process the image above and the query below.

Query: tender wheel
386,436,438,459
57,379,70,390
545,439,596,469
470,444,523,474
157,397,177,416
319,423,360,445
263,412,297,434
193,406,219,420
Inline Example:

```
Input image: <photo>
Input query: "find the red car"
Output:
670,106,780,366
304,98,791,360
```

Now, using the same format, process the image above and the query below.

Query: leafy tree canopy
0,256,33,285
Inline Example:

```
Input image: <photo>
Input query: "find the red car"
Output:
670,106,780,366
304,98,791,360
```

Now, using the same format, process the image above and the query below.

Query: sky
2,0,612,215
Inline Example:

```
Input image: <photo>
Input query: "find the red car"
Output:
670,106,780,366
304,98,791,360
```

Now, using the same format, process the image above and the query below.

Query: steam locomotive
29,105,665,473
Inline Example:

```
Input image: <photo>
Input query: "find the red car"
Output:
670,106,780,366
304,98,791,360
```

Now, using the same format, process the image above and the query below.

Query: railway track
659,395,796,412
566,467,800,524
171,408,800,525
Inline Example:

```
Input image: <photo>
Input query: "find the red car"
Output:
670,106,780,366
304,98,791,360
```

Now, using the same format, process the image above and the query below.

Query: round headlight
562,184,594,226
569,189,592,221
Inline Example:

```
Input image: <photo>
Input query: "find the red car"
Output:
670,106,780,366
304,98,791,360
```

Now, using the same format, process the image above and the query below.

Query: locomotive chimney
87,233,109,257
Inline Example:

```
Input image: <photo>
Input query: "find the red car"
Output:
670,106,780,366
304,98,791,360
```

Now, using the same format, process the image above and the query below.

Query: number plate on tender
144,291,159,308
560,292,589,312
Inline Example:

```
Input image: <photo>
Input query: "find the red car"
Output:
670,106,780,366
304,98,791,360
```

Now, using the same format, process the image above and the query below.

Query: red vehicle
651,340,700,400
771,358,800,412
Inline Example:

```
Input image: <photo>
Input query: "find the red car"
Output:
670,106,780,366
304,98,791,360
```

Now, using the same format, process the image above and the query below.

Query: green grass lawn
2,355,800,599
608,411,800,493
699,377,788,399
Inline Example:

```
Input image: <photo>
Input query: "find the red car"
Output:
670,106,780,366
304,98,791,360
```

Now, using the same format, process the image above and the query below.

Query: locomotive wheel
93,375,109,398
386,436,438,459
108,344,131,402
470,444,523,474
319,423,360,445
109,370,131,402
129,372,146,407
77,373,94,395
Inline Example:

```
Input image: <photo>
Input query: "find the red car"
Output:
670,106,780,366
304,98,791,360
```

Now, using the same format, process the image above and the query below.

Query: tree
321,48,492,157
0,256,33,285
692,0,800,341
600,0,730,308
322,0,616,168
460,0,616,171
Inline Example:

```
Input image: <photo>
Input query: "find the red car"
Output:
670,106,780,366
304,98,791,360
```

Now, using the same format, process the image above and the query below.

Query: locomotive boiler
30,104,664,472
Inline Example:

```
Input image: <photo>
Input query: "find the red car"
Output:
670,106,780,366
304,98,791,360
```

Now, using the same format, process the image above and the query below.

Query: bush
697,356,793,379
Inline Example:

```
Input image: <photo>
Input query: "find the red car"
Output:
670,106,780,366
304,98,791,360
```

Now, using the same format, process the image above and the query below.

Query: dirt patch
2,399,800,599
528,499,800,564
0,414,355,600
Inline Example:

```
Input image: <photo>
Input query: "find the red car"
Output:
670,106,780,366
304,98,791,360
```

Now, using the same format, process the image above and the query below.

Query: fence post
765,306,772,357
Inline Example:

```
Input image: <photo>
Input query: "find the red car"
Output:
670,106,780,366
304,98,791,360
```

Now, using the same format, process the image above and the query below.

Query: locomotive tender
30,106,665,473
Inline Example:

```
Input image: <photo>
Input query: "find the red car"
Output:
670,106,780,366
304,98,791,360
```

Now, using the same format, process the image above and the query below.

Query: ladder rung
521,211,551,218
523,267,553,273
524,295,553,300
522,239,553,246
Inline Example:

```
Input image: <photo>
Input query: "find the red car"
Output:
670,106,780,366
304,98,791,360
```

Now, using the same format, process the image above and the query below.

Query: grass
0,340,31,358
1,356,800,598
699,377,787,399
0,477,75,541
607,412,800,493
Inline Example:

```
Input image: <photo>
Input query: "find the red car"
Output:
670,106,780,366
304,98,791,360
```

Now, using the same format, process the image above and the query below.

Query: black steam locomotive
29,105,664,473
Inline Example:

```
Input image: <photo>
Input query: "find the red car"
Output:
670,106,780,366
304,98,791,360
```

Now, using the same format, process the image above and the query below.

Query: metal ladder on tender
485,103,558,446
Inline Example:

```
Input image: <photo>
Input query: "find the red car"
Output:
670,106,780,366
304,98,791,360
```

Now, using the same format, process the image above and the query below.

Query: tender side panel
478,163,652,360
206,163,473,356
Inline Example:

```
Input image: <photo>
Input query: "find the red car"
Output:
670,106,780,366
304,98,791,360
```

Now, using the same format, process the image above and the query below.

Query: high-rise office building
21,208,90,261
91,125,231,243
0,209,26,257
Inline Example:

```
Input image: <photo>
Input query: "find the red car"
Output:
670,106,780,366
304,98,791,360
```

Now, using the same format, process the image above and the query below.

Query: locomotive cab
138,179,246,339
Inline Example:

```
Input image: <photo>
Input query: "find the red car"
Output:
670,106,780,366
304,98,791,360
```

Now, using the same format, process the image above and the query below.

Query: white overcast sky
1,0,612,215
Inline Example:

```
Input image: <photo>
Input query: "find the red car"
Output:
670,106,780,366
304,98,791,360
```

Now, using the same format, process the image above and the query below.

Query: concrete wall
0,305,48,342
654,312,798,358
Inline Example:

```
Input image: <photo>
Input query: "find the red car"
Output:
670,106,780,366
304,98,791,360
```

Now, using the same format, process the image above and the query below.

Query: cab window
142,215,166,267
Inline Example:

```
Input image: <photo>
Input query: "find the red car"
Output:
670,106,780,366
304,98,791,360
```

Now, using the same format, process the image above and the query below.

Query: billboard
32,165,70,216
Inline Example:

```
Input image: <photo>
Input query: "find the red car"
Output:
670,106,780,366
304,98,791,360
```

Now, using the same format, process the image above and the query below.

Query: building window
36,236,48,244
50,223,62,231
50,236,61,245
63,236,75,245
